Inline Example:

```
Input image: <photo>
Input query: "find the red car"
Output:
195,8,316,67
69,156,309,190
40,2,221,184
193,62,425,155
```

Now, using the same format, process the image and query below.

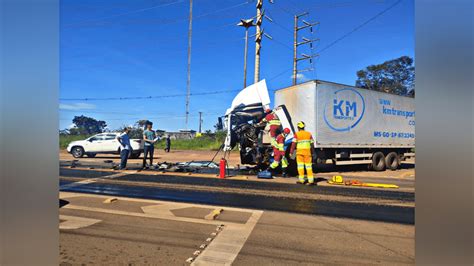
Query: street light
237,18,255,88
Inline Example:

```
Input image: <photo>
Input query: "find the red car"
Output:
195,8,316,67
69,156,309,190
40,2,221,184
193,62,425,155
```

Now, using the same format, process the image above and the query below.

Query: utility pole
254,0,263,84
198,112,202,133
185,0,193,129
253,0,274,84
293,12,319,85
238,19,255,88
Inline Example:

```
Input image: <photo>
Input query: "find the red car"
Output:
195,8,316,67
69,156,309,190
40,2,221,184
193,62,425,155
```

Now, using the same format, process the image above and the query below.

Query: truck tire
371,152,386,171
385,152,400,171
71,146,85,158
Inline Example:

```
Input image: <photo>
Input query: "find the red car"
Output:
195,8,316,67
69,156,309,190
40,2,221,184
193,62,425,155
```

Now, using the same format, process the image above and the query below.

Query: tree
71,115,107,135
135,119,150,129
214,117,224,132
356,56,415,96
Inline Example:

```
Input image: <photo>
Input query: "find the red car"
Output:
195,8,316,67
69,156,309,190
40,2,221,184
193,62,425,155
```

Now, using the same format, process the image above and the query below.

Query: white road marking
192,210,263,266
60,172,132,190
63,204,241,226
59,192,264,264
60,178,97,190
59,215,101,230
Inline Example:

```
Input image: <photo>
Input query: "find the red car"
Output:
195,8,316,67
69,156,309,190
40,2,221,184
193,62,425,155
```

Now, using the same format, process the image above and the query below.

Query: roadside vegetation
155,132,226,151
59,134,91,149
59,130,227,151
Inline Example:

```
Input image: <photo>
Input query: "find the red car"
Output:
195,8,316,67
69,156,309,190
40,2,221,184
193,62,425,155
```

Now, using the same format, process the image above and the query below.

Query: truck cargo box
274,80,415,148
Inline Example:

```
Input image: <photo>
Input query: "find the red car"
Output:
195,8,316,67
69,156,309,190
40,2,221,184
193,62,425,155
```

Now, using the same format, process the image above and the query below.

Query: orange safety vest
292,130,314,156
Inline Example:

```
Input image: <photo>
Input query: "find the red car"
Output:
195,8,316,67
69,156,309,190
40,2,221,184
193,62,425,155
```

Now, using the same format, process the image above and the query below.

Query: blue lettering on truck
379,98,415,127
324,88,365,132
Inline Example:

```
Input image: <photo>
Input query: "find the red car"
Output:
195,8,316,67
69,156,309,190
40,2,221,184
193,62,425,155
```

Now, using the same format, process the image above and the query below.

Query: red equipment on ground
219,158,227,178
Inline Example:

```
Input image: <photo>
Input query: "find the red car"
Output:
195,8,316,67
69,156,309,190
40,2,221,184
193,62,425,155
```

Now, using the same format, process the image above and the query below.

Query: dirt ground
60,150,415,180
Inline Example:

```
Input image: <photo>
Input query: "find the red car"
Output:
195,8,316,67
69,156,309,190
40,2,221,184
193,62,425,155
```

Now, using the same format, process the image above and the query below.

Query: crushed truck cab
223,80,295,167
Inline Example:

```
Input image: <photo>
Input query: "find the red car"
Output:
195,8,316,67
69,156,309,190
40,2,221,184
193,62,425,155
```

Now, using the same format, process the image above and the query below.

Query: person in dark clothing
142,122,157,169
165,135,171,153
117,127,132,170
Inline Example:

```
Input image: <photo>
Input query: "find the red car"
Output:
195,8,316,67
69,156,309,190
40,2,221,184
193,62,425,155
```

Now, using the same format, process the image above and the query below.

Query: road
59,156,415,264
60,150,416,181
60,167,414,224
60,192,414,265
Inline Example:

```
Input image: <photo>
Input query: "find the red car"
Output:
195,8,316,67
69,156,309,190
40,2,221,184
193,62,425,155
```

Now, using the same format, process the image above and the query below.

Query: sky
60,0,414,132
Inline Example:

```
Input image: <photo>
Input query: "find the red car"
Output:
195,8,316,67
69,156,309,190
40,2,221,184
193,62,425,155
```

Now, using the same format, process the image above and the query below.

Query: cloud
290,73,309,81
59,102,96,110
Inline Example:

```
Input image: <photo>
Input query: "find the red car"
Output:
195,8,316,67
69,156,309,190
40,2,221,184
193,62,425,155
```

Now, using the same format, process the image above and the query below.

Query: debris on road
103,197,118,204
177,161,219,168
205,208,224,220
257,170,273,179
328,175,399,189
70,160,79,168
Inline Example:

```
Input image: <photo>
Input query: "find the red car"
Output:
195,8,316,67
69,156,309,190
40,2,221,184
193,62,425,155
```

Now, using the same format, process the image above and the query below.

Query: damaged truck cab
223,80,295,168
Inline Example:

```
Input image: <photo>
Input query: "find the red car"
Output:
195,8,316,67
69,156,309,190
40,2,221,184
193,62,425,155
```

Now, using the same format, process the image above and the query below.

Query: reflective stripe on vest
296,139,312,149
276,143,284,151
268,119,281,126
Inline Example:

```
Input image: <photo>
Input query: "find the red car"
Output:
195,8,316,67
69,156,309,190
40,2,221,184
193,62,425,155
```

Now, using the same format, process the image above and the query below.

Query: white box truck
224,79,415,172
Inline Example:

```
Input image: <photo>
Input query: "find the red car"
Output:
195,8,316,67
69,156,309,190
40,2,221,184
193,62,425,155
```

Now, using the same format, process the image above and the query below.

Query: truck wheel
371,152,386,171
385,152,400,171
71,146,84,158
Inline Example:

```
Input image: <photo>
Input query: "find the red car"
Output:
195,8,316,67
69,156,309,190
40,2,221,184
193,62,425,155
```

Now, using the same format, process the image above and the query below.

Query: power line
269,37,293,51
65,1,252,28
63,0,186,27
317,0,403,54
59,112,222,121
265,9,293,33
266,0,403,83
59,89,241,101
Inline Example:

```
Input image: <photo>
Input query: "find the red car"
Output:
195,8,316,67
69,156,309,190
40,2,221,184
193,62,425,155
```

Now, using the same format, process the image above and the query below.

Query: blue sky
60,0,414,132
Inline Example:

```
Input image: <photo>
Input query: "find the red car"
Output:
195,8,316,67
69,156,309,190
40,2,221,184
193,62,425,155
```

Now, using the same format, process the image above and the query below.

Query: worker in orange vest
268,128,291,177
290,121,315,186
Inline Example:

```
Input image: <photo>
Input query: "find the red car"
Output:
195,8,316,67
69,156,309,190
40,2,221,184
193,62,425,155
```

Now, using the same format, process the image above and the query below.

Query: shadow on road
314,163,414,173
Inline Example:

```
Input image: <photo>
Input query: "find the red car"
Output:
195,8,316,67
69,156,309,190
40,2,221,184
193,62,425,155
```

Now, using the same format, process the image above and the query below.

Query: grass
59,133,226,151
59,134,91,149
154,135,224,151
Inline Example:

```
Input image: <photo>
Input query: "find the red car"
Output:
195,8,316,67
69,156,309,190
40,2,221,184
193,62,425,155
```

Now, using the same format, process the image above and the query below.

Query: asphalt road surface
60,192,414,265
60,168,414,224
59,166,415,264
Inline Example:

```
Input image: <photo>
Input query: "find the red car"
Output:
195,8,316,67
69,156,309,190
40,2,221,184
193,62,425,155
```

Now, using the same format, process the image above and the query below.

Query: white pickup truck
66,133,144,159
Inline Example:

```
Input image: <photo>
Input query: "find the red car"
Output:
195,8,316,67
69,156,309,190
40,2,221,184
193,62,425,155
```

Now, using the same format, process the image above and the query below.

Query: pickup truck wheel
86,153,96,158
385,152,400,171
371,152,386,171
71,146,85,158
